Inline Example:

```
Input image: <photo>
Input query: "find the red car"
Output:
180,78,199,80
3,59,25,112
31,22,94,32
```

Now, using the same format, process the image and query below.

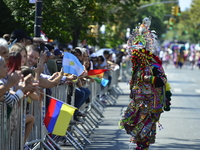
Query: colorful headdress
127,17,158,54
127,17,160,74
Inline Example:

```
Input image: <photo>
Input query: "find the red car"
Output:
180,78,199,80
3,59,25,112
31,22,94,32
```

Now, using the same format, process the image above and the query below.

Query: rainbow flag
44,98,76,136
88,69,108,79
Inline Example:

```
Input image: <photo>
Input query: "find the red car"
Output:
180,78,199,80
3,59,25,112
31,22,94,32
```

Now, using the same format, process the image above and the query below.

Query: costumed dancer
119,17,172,150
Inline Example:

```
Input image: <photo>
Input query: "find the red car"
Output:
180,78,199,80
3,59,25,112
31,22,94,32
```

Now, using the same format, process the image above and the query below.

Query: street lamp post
34,0,43,37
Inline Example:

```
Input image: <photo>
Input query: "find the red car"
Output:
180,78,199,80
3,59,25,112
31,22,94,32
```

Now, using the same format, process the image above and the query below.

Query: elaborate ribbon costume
119,17,172,150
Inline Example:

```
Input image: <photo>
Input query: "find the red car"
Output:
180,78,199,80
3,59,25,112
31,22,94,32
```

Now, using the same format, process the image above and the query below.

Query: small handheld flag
62,52,84,76
93,77,102,84
101,78,109,87
40,30,48,42
88,69,108,79
44,98,76,136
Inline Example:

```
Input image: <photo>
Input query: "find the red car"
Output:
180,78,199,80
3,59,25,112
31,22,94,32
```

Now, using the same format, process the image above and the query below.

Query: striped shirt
0,80,24,108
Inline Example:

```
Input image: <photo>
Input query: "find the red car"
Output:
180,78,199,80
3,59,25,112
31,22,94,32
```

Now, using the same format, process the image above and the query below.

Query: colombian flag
88,69,108,79
44,98,76,136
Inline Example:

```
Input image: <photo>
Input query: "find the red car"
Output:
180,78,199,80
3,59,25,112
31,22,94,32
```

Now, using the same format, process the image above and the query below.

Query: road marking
195,89,200,93
173,88,182,92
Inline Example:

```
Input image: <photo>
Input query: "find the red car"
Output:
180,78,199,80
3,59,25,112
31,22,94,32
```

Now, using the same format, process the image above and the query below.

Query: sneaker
74,117,83,124
24,144,30,150
101,94,108,99
99,97,106,101
101,99,107,104
77,111,86,117
70,120,77,125
58,140,71,146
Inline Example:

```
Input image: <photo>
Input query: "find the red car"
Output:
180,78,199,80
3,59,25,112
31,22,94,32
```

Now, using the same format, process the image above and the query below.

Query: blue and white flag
62,52,84,76
101,78,109,87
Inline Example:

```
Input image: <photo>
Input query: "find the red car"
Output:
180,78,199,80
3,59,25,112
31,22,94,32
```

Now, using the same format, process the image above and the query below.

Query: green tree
0,0,21,36
188,0,200,43
164,0,200,44
3,0,154,48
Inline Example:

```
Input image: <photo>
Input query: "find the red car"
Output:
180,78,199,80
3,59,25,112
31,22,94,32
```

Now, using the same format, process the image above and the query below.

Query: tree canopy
3,0,182,48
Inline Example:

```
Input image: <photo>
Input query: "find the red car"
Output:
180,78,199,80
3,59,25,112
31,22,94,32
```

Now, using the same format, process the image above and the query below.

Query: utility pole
34,0,43,37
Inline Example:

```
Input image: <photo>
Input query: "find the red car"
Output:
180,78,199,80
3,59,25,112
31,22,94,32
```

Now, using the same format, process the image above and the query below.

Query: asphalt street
62,63,200,150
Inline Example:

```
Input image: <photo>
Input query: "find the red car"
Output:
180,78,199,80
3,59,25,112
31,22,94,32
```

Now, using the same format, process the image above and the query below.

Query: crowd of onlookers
0,29,127,149
159,46,200,70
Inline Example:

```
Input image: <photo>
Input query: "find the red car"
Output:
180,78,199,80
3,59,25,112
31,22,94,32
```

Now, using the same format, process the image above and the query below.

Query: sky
179,0,192,11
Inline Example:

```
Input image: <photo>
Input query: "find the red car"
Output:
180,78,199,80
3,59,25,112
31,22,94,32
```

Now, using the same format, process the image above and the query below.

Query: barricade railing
0,96,27,150
0,69,121,150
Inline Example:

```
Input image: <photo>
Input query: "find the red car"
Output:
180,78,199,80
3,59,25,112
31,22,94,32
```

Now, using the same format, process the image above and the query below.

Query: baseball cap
54,47,62,56
10,29,32,43
43,46,52,57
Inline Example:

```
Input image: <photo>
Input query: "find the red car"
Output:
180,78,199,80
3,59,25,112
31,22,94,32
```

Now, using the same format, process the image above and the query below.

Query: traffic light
169,17,176,25
168,17,176,30
177,6,181,16
171,6,181,16
171,6,176,16
88,25,98,37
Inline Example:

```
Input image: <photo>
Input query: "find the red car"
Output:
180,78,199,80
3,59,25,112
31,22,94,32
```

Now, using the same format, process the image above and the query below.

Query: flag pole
37,91,77,110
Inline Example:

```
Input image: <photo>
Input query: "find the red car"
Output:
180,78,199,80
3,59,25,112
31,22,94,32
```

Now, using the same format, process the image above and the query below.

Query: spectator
26,43,63,88
162,50,171,69
54,47,63,72
189,50,196,70
0,55,38,144
46,52,58,75
9,29,44,47
177,51,185,69
98,50,110,69
9,29,33,46
96,55,106,69
0,38,9,63
3,34,10,43
26,43,40,68
21,66,42,145
71,47,91,122
197,55,200,69
89,53,98,70
6,51,38,146
9,43,28,66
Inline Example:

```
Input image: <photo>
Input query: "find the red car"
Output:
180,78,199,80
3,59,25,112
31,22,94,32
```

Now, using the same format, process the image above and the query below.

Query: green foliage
164,0,200,44
0,0,21,36
3,0,161,48
133,0,167,40
3,0,35,33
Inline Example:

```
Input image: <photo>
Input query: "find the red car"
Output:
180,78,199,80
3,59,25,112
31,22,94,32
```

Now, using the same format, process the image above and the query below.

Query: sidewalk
60,81,132,150
84,82,131,150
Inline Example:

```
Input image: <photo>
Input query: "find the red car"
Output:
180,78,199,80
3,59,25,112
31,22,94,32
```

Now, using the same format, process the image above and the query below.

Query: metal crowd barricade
0,69,121,150
51,83,93,150
88,82,105,118
0,97,27,150
97,70,120,105
0,102,7,150
25,88,61,150
109,69,123,96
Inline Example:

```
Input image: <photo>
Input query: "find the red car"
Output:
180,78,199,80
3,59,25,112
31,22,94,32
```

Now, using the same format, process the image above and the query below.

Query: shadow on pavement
151,138,200,150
